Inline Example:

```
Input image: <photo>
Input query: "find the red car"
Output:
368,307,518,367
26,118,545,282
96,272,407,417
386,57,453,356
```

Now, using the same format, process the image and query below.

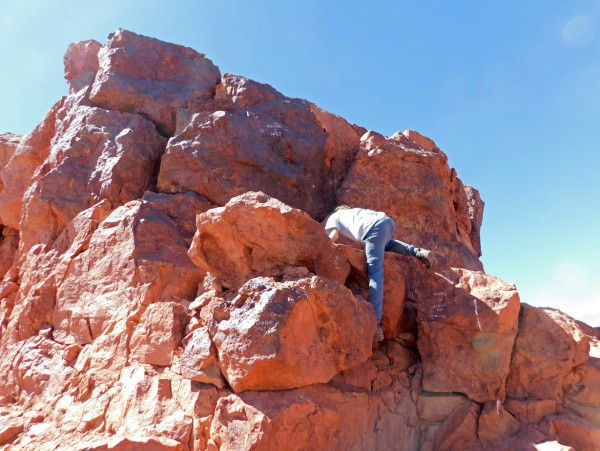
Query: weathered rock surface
64,39,102,94
20,105,166,251
210,383,421,451
90,29,221,136
51,199,202,346
0,133,21,169
188,191,349,290
0,100,63,229
338,130,484,270
417,269,521,402
157,73,359,219
506,305,590,402
1,29,599,451
210,275,375,392
0,226,18,278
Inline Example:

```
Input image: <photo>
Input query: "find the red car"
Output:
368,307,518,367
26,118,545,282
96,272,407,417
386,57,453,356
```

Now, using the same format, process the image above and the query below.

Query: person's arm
327,228,340,242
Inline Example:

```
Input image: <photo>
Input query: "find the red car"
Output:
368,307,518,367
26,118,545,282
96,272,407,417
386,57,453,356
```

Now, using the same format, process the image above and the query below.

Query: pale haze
1,0,599,324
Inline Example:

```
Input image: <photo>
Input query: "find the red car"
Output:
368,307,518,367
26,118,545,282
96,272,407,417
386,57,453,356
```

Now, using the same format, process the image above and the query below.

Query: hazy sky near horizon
1,1,599,324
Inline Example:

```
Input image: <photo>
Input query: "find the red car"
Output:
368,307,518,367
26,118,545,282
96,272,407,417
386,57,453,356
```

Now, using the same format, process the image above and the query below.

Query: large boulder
506,305,590,402
90,29,221,135
64,39,102,94
157,74,360,219
417,269,521,402
338,130,483,270
188,191,349,290
21,105,166,251
210,275,375,392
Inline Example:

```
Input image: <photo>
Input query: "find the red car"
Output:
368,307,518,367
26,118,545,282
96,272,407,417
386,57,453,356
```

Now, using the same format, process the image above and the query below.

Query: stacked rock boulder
0,29,599,450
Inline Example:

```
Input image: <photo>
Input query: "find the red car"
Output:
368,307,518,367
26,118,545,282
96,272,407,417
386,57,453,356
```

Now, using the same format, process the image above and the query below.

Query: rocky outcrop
0,132,20,277
1,29,599,451
157,74,360,219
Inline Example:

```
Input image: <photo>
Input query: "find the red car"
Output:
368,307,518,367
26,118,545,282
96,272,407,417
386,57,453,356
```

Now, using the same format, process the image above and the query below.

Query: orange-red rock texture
1,29,599,450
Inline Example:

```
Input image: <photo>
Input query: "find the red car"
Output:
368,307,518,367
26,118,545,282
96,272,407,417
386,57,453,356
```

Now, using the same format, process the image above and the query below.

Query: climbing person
324,205,435,342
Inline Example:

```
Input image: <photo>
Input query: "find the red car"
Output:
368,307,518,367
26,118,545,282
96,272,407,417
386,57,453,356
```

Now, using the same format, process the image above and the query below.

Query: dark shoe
374,322,384,342
415,248,436,269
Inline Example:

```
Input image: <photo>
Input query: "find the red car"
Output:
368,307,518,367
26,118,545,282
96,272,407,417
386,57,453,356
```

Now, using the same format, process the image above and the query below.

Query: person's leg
363,218,394,321
385,239,417,257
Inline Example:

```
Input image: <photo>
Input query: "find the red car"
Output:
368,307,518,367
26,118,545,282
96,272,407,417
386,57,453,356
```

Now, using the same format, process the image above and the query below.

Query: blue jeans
363,217,416,321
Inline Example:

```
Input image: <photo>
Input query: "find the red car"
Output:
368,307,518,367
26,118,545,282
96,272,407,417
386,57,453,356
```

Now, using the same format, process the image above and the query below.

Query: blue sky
1,1,599,324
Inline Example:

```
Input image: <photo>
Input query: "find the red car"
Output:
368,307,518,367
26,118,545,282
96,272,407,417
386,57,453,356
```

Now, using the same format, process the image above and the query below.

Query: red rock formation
1,29,599,450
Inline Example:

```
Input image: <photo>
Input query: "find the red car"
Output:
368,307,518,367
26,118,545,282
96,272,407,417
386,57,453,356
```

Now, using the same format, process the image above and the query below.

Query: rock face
338,130,484,270
157,74,360,219
0,29,599,451
89,29,221,136
210,275,375,392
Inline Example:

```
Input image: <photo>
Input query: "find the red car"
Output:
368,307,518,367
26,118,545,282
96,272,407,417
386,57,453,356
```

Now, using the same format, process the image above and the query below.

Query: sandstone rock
547,413,600,451
211,275,375,392
504,399,559,424
417,269,520,402
0,99,63,229
0,334,77,409
157,74,359,219
179,326,225,387
84,436,185,451
563,356,600,407
0,281,19,340
188,191,349,290
0,132,21,169
3,245,62,342
52,200,203,346
564,404,600,428
434,402,480,450
141,191,214,246
506,305,590,402
210,384,420,450
534,442,575,451
3,29,600,451
104,365,193,447
130,301,189,367
64,39,102,93
464,185,484,256
2,199,115,344
0,420,23,445
0,226,18,278
477,400,521,441
338,130,483,270
417,392,471,422
401,129,440,153
21,105,166,251
90,29,221,135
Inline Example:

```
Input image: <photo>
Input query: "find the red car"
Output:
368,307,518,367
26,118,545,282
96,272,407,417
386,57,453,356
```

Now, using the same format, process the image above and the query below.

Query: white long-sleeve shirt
324,208,386,242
